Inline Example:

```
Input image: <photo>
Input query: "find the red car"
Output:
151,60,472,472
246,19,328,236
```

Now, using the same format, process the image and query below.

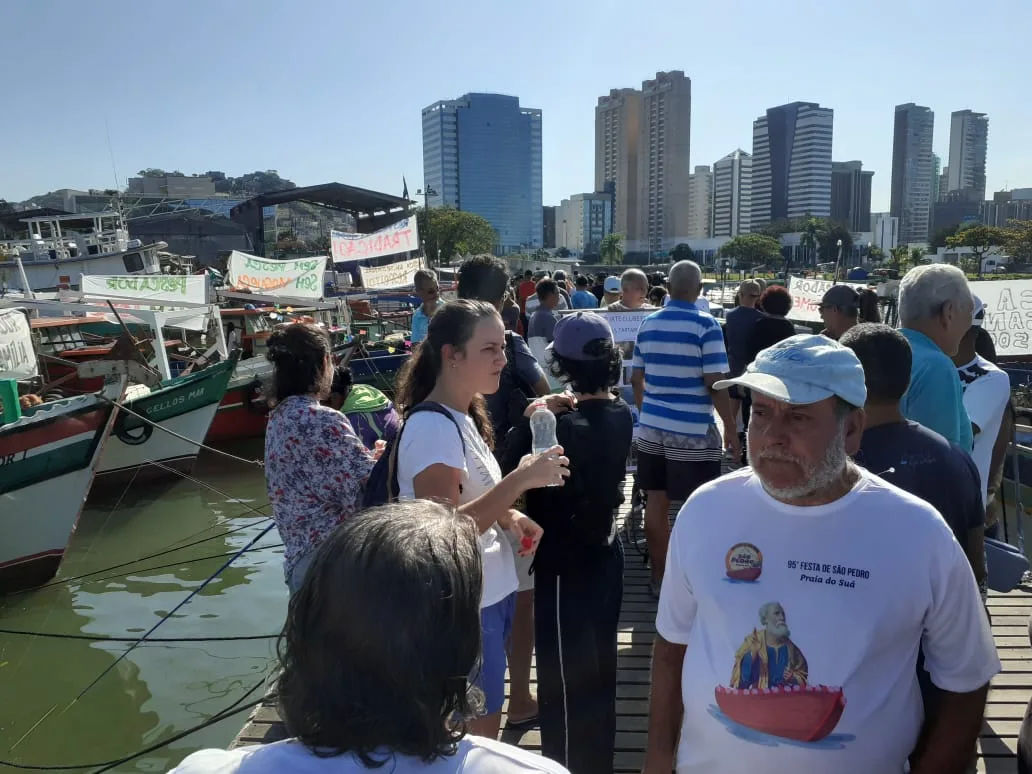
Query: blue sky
2,0,1029,213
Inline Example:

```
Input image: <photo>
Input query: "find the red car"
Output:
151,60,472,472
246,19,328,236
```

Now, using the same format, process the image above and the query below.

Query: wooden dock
231,494,1031,773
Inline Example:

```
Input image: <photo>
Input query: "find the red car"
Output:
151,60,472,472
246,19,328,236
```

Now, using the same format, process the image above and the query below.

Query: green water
0,442,286,772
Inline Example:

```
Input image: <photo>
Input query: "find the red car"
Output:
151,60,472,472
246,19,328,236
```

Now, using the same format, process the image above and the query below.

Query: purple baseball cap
549,311,615,360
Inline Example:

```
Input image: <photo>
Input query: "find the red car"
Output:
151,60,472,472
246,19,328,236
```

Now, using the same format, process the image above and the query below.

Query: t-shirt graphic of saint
714,601,845,745
730,602,808,690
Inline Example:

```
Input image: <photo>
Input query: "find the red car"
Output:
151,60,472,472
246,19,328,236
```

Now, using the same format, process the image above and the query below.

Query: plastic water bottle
530,404,558,454
529,404,560,487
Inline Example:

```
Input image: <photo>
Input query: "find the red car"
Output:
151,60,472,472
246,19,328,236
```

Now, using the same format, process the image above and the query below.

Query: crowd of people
173,256,1020,774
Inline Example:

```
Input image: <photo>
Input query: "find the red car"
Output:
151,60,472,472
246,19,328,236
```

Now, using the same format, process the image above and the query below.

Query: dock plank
230,482,1030,772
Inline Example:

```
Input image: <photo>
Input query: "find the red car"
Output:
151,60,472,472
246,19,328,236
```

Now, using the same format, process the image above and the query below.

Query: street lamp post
416,185,438,265
832,238,844,285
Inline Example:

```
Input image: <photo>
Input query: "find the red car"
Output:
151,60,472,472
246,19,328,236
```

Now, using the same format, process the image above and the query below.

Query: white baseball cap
714,334,867,408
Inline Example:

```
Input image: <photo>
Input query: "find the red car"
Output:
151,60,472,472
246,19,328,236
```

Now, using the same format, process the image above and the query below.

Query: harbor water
0,441,285,772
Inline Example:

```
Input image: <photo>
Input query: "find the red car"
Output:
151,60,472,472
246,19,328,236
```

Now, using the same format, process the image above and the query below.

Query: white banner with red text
787,276,868,322
330,217,420,262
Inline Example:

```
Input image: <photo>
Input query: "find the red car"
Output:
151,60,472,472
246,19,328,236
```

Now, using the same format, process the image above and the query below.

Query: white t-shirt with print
656,468,999,774
170,736,571,774
396,407,519,609
957,354,1011,505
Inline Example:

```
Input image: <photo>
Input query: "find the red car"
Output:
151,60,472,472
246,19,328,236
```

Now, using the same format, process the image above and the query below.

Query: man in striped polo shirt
631,260,740,595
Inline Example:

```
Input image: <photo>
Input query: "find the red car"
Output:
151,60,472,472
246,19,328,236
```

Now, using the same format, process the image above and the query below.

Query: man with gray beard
642,335,999,774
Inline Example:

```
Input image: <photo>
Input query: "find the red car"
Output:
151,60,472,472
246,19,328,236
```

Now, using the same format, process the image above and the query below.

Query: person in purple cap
500,311,633,774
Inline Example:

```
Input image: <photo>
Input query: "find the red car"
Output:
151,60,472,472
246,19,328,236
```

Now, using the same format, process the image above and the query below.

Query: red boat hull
714,685,845,742
205,384,269,442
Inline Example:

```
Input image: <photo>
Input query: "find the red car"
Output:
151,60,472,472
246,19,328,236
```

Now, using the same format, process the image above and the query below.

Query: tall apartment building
422,93,542,252
871,212,899,253
931,153,942,204
638,71,692,251
947,110,989,201
555,192,613,256
595,71,692,254
686,166,713,238
595,88,643,244
830,161,873,232
890,103,936,245
711,149,752,238
750,102,833,231
542,205,556,248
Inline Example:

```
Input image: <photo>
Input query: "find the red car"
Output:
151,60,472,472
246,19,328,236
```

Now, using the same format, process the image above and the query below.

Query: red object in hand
521,536,533,551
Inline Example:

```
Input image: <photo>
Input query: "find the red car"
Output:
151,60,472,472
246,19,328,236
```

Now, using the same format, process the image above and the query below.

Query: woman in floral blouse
264,323,376,594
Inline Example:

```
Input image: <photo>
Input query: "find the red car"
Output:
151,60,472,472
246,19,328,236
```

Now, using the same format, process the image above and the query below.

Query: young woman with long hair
263,323,377,595
171,502,571,774
394,299,569,740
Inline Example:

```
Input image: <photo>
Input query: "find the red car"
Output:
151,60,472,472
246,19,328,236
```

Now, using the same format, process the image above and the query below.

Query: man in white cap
642,334,999,774
599,275,622,309
953,295,1013,515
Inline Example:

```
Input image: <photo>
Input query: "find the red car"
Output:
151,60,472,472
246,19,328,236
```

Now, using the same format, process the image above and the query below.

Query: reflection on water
0,441,287,772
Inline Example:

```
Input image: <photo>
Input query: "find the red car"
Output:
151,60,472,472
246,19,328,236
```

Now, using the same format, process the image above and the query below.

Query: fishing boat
0,360,158,593
2,297,237,486
0,211,165,292
714,684,846,742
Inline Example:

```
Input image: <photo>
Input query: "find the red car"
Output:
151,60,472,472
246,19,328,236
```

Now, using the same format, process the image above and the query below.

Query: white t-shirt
657,468,1000,774
957,354,1011,505
170,736,571,774
396,407,519,609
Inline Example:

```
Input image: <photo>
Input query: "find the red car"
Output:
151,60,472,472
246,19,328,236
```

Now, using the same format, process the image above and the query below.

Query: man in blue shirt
630,260,740,595
571,275,598,309
897,264,975,451
409,269,443,344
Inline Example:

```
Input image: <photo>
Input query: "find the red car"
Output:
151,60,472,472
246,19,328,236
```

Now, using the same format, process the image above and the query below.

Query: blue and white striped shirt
632,299,729,437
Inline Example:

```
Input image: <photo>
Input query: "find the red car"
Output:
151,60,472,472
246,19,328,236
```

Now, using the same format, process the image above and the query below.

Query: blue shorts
472,592,516,715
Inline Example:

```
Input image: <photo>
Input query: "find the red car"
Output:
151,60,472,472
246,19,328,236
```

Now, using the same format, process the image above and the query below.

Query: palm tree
799,217,826,266
600,233,624,266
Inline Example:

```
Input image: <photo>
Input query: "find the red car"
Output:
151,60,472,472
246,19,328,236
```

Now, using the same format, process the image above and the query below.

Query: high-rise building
750,102,833,231
638,71,692,251
686,165,712,239
931,153,942,204
889,103,935,245
871,213,899,253
421,92,542,253
595,88,643,245
947,110,989,201
555,192,613,256
711,149,752,237
542,205,556,248
830,161,873,232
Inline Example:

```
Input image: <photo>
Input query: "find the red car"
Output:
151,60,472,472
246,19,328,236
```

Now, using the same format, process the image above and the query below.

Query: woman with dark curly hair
262,323,377,596
500,312,633,774
171,501,571,774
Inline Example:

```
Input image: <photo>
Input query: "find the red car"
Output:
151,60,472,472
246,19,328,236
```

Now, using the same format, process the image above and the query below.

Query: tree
1004,219,1032,264
761,216,810,238
889,246,910,273
947,224,1008,278
555,246,572,259
868,245,886,263
799,217,827,265
417,207,496,264
719,234,783,270
600,233,624,266
930,223,961,250
671,243,694,262
910,247,926,266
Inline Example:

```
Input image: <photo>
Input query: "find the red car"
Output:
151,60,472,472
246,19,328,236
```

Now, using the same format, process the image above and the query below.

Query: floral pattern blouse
265,395,375,581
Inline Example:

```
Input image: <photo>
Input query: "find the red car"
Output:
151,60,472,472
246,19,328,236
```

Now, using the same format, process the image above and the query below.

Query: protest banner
786,276,867,322
80,275,207,305
226,251,327,299
0,308,37,380
359,257,425,290
969,279,1032,357
330,217,420,262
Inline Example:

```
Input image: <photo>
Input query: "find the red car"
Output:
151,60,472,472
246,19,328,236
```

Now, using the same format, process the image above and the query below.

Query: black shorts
636,427,723,501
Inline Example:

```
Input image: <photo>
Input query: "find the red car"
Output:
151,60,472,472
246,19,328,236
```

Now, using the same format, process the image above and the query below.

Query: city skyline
2,0,1029,214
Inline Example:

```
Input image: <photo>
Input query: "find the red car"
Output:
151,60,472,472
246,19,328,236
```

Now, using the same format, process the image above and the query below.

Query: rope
0,627,278,642
8,521,277,751
0,680,268,771
100,396,264,468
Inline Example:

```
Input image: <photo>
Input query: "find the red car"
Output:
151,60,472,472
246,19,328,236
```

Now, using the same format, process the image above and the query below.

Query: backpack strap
388,401,467,501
